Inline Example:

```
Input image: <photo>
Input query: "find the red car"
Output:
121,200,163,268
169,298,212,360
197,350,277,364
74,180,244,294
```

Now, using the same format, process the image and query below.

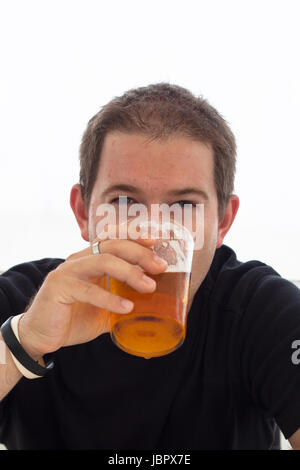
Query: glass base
111,331,184,358
110,313,185,358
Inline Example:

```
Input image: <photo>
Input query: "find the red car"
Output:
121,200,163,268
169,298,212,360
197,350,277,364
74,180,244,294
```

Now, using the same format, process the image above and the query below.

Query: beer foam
126,219,194,273
153,239,193,273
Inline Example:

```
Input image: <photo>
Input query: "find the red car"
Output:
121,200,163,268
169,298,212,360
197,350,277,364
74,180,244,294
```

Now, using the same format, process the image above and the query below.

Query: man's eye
174,201,197,208
110,196,135,205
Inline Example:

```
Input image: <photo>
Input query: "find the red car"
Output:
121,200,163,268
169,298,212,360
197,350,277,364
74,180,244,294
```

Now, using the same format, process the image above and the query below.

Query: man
0,83,300,450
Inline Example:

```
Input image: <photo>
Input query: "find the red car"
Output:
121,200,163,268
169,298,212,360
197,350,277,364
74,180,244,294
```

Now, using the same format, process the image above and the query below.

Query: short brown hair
79,82,236,220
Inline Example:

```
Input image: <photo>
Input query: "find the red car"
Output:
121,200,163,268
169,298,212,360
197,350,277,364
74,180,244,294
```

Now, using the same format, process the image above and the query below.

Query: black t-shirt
0,244,300,450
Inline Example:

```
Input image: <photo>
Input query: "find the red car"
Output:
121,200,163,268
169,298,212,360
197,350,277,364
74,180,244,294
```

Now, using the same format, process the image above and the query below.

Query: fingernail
120,299,134,311
142,274,156,287
153,255,168,266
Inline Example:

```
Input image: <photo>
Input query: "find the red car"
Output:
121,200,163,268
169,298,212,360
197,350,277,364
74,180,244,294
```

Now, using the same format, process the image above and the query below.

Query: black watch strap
1,316,54,376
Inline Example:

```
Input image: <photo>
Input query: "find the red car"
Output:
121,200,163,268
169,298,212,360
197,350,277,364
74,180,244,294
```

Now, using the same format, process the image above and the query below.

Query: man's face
84,131,233,306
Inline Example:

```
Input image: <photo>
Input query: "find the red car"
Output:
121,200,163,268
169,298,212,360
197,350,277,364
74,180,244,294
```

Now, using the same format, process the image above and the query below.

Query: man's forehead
96,132,214,188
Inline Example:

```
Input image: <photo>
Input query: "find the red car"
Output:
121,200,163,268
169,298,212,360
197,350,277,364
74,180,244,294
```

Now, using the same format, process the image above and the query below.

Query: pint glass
109,220,194,358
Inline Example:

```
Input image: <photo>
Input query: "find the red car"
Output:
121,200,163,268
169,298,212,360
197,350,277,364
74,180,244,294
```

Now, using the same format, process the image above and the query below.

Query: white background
0,0,299,280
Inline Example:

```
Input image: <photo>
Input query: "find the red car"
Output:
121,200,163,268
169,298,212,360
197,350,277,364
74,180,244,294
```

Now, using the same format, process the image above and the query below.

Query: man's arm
0,236,167,401
0,324,48,401
0,331,23,401
238,274,300,449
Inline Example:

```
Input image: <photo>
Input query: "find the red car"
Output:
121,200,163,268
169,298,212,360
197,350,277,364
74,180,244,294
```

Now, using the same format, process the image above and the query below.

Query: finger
59,276,134,314
66,235,155,262
65,223,122,261
66,239,167,275
56,253,158,293
96,238,167,274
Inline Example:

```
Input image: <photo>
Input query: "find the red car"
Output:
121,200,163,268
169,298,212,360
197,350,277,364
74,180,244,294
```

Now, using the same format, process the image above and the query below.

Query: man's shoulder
206,244,297,314
208,243,280,289
0,257,65,319
0,257,65,284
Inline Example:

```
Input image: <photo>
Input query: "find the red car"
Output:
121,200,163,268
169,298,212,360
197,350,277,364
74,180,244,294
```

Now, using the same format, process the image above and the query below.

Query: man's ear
216,194,240,248
70,184,90,242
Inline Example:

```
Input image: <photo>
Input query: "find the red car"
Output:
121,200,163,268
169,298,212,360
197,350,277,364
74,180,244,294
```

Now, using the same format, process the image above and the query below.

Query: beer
109,271,191,358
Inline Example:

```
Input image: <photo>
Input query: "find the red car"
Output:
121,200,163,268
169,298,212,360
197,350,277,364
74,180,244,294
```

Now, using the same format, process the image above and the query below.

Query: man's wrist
18,315,45,362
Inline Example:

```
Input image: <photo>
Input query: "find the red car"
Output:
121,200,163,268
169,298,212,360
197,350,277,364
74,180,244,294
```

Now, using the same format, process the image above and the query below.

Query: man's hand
289,427,300,450
18,236,167,360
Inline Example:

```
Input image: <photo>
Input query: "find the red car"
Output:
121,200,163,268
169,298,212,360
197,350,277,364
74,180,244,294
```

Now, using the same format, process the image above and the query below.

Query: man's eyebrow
166,188,209,201
101,184,141,198
101,184,209,201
